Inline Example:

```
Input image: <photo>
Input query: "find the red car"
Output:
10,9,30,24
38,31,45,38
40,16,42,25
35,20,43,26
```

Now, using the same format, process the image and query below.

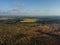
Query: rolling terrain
0,16,60,45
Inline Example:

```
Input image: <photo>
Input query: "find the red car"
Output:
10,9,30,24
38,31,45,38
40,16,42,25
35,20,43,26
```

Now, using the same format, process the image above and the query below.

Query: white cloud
0,9,60,16
13,1,24,10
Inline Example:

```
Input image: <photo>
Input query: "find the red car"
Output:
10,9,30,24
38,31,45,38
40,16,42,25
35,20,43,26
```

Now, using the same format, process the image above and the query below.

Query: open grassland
0,23,60,45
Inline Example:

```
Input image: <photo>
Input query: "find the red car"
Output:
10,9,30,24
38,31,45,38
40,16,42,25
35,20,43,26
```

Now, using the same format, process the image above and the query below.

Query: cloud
0,9,60,16
13,1,24,10
19,10,60,16
0,1,25,16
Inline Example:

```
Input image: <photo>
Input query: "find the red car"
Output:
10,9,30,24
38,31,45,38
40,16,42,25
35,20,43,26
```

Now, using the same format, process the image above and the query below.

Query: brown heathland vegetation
0,23,60,45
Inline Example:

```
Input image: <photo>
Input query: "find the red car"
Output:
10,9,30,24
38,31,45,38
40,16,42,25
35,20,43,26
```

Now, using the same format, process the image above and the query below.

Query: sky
0,0,60,16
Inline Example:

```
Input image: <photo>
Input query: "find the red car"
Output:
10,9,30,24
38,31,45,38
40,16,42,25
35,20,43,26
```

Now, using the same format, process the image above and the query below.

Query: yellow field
20,19,37,22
